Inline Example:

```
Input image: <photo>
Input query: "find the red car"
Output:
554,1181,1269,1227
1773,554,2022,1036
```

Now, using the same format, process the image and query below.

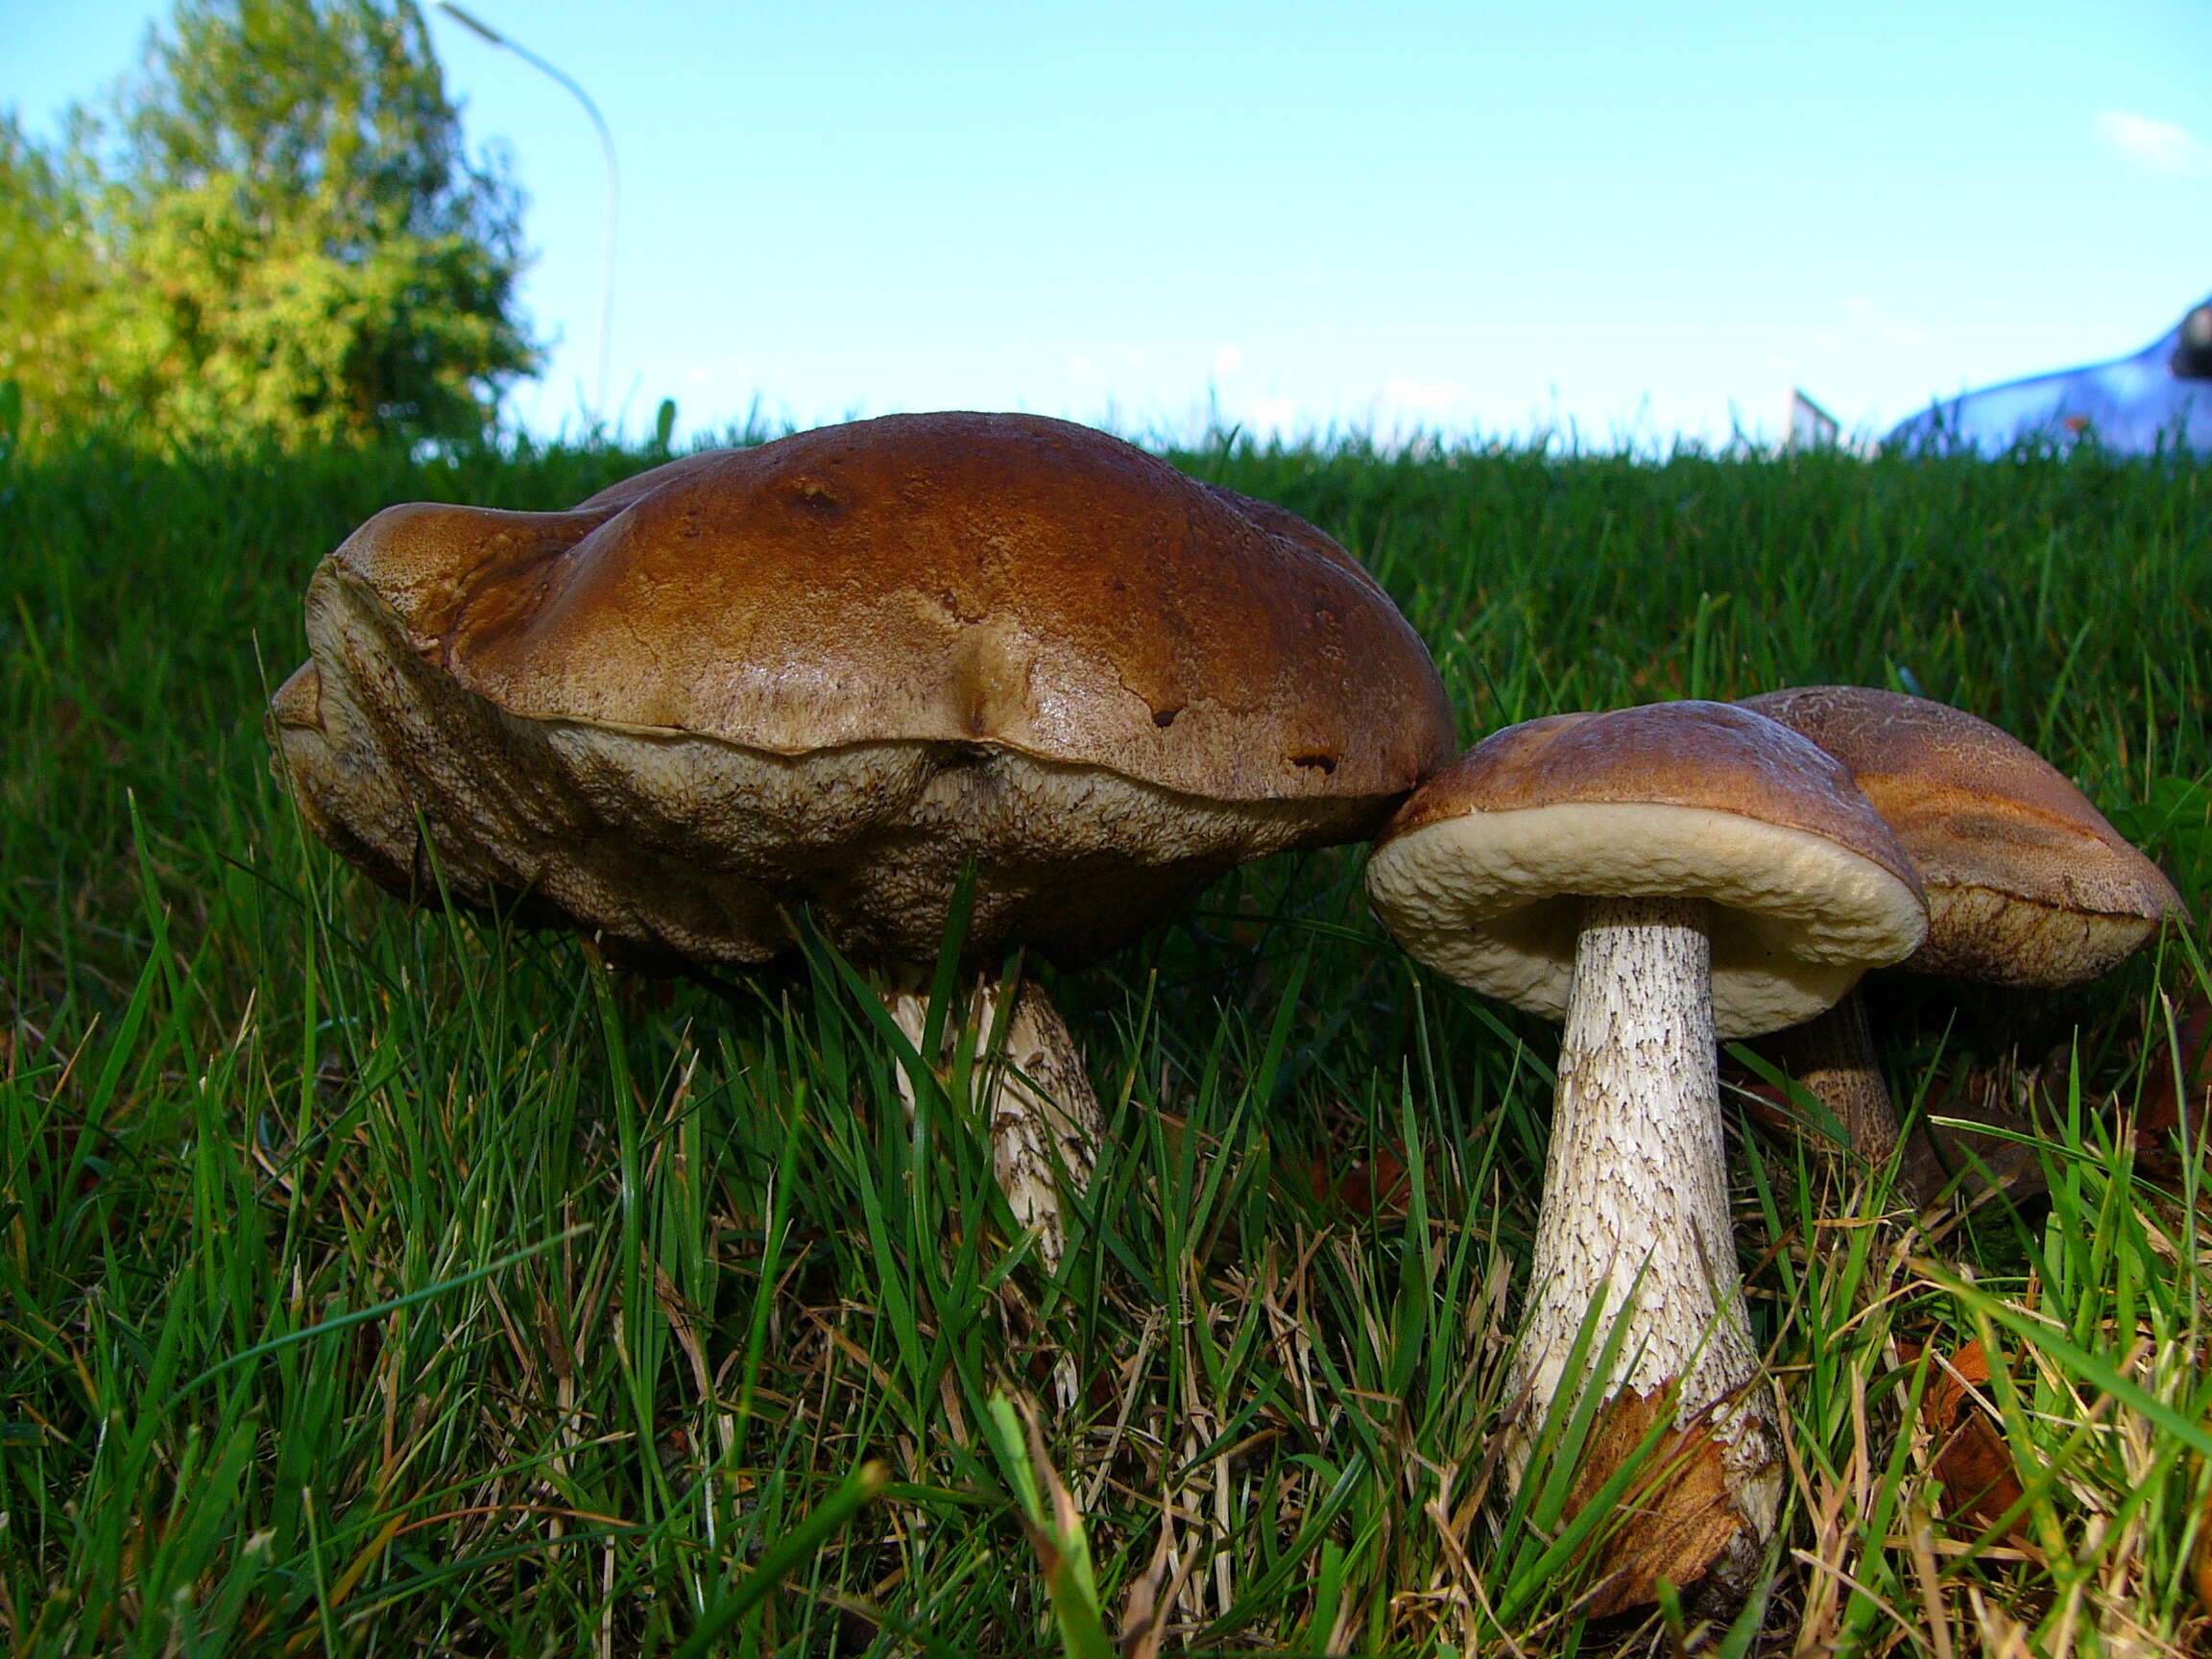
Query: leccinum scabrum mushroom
271,411,1455,1261
1738,685,2189,1186
1364,701,1926,1606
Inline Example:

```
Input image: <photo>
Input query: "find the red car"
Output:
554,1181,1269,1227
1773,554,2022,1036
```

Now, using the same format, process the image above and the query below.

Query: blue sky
7,0,2210,447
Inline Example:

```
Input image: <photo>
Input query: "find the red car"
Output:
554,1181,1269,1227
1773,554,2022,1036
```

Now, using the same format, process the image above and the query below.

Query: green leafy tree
0,0,539,448
0,114,113,429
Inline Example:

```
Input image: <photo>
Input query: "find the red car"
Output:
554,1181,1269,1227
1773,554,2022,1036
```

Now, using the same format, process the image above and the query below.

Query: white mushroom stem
1767,987,1900,1167
1504,895,1779,1547
883,969,1101,1266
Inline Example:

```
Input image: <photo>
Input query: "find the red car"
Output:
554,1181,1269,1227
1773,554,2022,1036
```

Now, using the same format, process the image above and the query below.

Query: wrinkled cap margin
1365,701,1929,1038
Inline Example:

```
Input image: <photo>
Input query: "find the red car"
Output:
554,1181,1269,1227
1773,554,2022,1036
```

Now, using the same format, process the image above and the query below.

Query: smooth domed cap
276,413,1456,969
1740,685,2189,986
1365,702,1928,1038
331,411,1453,804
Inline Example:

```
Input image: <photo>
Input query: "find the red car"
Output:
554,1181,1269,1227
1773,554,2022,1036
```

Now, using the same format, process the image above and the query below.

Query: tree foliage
0,0,539,449
0,115,109,423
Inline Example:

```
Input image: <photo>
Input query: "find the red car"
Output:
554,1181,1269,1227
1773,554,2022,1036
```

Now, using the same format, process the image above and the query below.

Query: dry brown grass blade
2137,990,2211,1187
1783,1373,1857,1657
2196,1479,2212,1624
1117,1503,1201,1659
1969,1585,2037,1659
1905,1504,1959,1659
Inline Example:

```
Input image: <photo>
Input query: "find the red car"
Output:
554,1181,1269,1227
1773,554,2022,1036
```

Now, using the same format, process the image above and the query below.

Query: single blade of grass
672,1458,890,1659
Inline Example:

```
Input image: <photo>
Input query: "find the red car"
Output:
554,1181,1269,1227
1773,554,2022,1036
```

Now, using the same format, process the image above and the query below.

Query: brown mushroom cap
1365,701,1929,1038
1739,686,2189,986
272,412,1456,968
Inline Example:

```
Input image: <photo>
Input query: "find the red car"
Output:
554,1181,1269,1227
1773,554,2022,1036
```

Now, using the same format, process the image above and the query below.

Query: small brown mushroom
1365,701,1926,1609
1740,686,2190,1198
272,411,1455,1261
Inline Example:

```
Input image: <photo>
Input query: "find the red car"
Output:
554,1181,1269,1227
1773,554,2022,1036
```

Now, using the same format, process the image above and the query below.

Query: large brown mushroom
1366,701,1927,1609
1739,686,2189,1196
271,411,1455,1260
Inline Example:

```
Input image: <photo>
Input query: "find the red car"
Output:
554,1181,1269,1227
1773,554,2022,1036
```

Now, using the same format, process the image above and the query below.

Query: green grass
3,423,2209,1655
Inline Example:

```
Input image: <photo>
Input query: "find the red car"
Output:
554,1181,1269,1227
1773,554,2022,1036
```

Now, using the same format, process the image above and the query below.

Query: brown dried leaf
1291,1139,1414,1220
1566,1388,1747,1618
1905,1339,2032,1544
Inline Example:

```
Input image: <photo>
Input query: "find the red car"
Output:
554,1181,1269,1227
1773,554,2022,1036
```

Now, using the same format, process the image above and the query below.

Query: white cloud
1245,396,1300,432
1843,296,1928,348
1212,345,1243,377
2096,110,2212,179
1381,377,1468,410
685,355,751,388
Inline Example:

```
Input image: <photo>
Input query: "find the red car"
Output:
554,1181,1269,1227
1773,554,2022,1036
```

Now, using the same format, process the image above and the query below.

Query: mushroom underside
1366,800,1920,1036
274,570,1391,970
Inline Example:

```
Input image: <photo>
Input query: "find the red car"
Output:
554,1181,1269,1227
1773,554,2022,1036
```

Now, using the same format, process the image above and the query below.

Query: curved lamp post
437,2,618,423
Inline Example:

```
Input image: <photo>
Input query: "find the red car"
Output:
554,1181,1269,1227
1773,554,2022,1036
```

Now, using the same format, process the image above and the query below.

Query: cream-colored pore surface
1366,802,1928,1037
1920,882,2163,986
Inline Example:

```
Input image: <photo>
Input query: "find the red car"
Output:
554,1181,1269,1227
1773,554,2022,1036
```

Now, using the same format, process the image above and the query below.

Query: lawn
3,422,2208,1655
